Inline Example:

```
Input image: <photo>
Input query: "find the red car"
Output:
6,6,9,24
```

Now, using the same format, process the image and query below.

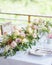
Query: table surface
7,51,52,65
7,37,52,65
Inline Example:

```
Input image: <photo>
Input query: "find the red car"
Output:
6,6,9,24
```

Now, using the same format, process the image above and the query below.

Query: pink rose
33,25,38,30
15,38,22,43
10,41,17,48
47,34,52,39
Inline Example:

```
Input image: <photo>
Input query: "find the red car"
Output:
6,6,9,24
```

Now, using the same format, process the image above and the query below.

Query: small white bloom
5,45,10,52
33,33,37,38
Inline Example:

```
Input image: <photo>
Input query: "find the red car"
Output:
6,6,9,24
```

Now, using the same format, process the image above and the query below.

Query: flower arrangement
0,18,52,57
33,18,52,37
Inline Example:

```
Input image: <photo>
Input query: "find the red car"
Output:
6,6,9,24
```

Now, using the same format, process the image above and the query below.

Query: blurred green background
0,0,52,14
0,0,52,25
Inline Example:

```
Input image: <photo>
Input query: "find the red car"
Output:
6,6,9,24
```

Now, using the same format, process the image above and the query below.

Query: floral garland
0,18,52,57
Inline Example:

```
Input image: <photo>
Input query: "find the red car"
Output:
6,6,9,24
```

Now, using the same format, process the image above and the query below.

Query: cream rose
14,30,20,36
28,27,33,34
22,38,29,43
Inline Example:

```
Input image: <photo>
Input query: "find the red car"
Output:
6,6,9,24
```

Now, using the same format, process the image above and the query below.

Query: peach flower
10,41,17,48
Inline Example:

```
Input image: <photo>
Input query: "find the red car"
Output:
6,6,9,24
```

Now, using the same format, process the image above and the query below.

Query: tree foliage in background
0,0,52,15
8,0,38,3
0,0,38,5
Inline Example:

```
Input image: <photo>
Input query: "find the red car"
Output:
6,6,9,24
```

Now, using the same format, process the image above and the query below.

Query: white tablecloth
0,51,52,65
